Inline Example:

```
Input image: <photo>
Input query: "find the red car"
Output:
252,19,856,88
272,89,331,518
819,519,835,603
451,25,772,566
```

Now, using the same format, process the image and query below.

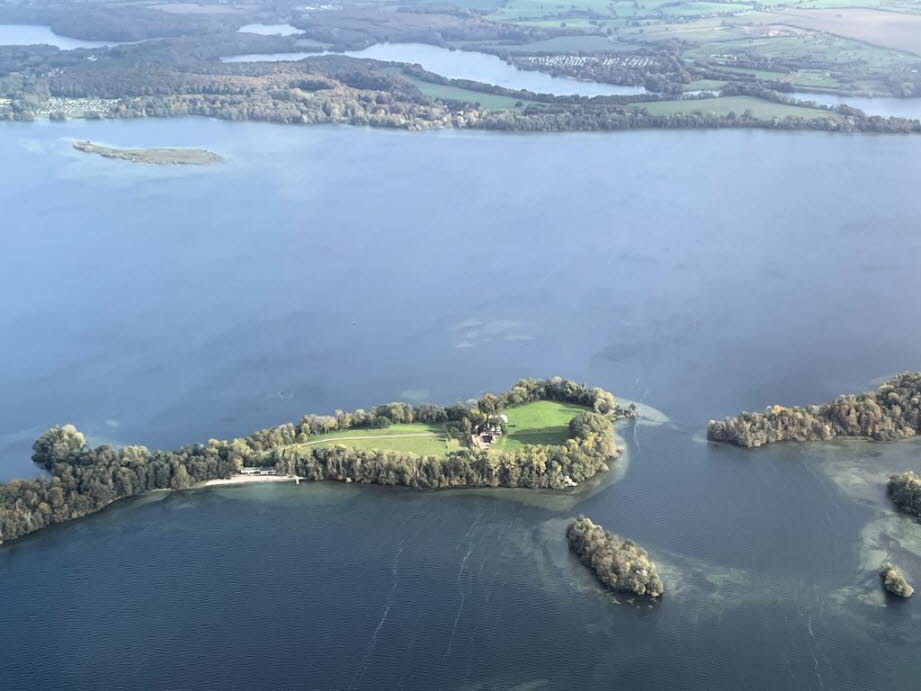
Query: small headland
72,140,224,165
566,515,663,598
707,372,921,448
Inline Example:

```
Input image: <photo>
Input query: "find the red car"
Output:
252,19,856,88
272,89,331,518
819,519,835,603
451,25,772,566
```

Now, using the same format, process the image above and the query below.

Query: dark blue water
3,119,921,689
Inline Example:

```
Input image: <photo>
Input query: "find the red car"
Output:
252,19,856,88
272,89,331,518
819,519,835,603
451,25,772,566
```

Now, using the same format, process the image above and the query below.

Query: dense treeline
0,378,628,545
2,39,920,134
0,426,238,544
289,6,542,51
0,7,247,41
708,372,921,448
566,516,663,598
888,471,921,517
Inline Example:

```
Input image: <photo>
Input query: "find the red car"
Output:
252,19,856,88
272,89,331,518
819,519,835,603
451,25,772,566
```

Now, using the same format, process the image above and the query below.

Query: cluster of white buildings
523,55,657,69
36,96,120,118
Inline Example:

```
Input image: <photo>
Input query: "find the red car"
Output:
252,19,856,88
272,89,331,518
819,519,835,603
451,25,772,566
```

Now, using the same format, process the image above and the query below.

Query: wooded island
0,378,633,544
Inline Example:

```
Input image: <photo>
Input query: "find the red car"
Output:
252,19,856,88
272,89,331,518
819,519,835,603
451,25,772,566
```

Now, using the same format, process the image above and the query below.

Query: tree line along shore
1,36,920,135
708,371,921,598
0,378,633,545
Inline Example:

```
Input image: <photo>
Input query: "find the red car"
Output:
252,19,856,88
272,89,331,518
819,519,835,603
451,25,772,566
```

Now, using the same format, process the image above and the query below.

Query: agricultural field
683,79,729,91
635,95,838,118
491,400,590,451
406,76,533,109
749,9,921,55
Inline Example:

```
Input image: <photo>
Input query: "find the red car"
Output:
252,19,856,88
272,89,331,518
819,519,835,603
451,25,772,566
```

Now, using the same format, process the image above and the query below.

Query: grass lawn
636,95,838,119
290,400,595,457
406,76,532,110
491,400,591,451
300,423,461,456
683,79,728,91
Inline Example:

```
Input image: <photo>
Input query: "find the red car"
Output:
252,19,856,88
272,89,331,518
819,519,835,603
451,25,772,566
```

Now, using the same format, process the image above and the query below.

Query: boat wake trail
444,513,482,661
349,540,405,690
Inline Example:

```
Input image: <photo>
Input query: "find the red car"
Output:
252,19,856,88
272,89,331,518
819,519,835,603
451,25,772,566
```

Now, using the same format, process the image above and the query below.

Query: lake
791,91,921,119
2,118,921,689
237,23,304,36
0,24,124,50
223,43,646,97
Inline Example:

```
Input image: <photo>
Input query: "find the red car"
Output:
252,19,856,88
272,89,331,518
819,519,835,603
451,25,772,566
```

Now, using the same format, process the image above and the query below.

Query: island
707,372,921,448
0,377,635,545
566,516,663,598
73,140,224,165
880,562,914,598
888,471,921,517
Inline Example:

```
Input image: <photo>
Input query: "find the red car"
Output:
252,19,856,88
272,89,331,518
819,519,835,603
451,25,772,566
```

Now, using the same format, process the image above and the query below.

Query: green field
299,423,459,455
491,400,591,451
406,76,532,110
683,79,728,91
636,95,837,119
291,400,592,456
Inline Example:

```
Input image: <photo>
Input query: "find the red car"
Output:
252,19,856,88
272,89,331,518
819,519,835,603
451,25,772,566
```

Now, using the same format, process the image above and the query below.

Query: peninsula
707,372,921,448
0,378,634,545
566,516,663,598
73,140,224,165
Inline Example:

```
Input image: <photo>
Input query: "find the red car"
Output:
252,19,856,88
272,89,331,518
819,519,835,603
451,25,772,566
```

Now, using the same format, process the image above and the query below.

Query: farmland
635,95,839,119
406,76,533,110
491,401,591,451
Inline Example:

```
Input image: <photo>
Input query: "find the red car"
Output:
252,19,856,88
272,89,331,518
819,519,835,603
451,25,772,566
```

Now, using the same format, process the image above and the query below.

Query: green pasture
491,400,591,451
406,76,532,109
301,423,459,456
636,95,837,119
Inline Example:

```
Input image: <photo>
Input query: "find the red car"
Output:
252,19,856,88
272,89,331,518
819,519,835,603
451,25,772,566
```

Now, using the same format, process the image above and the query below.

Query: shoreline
202,474,299,487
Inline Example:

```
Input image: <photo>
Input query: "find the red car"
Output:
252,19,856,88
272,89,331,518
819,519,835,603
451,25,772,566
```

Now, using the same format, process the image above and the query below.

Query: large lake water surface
2,119,921,689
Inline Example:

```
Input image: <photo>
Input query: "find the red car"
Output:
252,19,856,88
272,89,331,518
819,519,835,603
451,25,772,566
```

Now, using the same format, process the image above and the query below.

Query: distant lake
0,24,124,50
236,23,303,36
3,118,921,689
791,91,921,119
224,42,646,96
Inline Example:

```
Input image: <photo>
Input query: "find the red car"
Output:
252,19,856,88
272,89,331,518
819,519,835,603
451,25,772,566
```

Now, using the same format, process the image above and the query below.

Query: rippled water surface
2,119,921,689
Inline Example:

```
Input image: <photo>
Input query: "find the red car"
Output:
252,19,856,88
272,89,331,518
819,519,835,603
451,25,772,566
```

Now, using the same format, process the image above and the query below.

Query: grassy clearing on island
406,76,532,110
293,400,593,456
636,95,837,120
491,400,591,451
301,423,460,456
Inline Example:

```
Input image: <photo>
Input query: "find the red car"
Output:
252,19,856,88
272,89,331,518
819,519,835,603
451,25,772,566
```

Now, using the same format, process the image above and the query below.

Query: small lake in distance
223,42,646,96
0,24,125,49
236,23,303,36
791,91,921,119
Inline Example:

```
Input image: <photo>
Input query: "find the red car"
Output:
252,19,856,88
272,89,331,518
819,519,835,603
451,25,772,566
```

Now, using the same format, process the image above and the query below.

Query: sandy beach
203,475,298,487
